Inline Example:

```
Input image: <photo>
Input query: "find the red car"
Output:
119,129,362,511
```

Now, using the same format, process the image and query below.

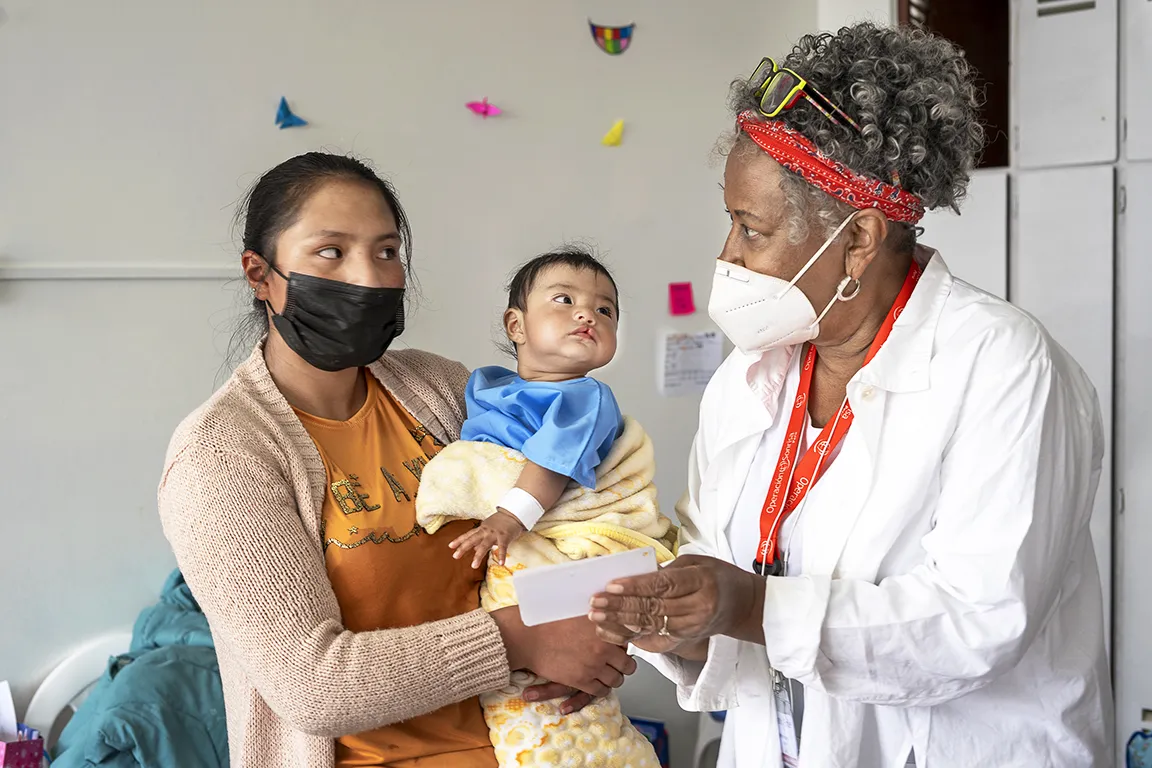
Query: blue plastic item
1128,729,1152,768
628,717,670,768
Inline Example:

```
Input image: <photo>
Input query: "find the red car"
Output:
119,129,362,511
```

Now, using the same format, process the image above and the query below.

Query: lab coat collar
709,249,953,462
710,248,953,460
701,345,797,460
738,246,953,399
743,345,796,423
855,246,953,394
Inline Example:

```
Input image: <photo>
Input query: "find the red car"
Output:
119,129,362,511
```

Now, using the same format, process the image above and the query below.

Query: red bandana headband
736,110,925,225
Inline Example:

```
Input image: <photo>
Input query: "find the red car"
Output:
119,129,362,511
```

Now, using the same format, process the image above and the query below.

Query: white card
513,547,659,627
0,680,18,742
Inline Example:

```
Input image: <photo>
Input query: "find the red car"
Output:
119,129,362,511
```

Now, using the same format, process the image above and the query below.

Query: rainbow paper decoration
589,21,635,55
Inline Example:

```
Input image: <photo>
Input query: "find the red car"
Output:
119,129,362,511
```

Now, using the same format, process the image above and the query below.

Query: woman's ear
503,307,528,347
241,250,271,301
843,209,888,281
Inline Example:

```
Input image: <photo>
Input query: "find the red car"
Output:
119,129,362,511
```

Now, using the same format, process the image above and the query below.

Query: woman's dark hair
224,152,413,369
500,247,619,357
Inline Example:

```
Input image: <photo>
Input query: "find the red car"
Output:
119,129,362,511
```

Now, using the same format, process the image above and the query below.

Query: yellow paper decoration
601,119,624,146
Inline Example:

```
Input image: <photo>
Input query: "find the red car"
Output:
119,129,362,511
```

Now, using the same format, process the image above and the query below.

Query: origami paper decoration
275,97,307,129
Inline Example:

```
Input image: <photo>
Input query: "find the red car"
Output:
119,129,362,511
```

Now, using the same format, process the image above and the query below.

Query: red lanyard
753,262,923,576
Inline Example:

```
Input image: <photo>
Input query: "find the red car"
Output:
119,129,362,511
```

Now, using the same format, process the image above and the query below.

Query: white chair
23,632,132,751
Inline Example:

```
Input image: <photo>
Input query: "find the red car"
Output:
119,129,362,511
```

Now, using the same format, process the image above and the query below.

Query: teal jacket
52,571,227,768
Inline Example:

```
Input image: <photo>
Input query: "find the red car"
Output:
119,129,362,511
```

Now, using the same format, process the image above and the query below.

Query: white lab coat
640,250,1113,768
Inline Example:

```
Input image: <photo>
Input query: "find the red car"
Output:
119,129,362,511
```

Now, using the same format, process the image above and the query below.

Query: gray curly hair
724,22,985,249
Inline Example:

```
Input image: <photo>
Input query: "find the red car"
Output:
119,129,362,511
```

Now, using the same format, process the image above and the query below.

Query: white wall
917,169,1009,299
0,1,816,765
0,276,236,677
817,0,893,32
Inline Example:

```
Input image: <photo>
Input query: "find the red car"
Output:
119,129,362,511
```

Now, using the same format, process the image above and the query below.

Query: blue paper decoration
275,97,307,129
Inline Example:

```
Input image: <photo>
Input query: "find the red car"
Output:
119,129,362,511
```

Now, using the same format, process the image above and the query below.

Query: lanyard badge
752,261,923,576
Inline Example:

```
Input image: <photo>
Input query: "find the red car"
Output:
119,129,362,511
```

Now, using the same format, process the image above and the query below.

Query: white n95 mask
708,212,860,355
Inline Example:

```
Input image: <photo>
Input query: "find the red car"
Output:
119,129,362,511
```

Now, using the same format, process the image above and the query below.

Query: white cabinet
1123,0,1152,160
918,169,1009,299
1113,162,1152,761
1013,0,1118,168
1011,166,1115,633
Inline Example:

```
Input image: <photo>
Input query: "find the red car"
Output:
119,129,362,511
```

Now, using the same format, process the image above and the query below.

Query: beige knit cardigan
158,344,512,768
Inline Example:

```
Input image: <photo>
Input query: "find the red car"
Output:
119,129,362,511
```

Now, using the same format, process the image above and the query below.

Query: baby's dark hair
506,247,619,314
499,247,619,358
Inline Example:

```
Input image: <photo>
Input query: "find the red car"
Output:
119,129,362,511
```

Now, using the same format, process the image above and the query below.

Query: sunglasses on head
749,57,861,133
748,57,906,187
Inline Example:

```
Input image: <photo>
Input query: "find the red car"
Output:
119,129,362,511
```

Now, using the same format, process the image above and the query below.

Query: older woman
589,22,1113,768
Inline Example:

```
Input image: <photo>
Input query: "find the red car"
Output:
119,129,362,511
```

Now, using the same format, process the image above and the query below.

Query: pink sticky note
669,282,695,316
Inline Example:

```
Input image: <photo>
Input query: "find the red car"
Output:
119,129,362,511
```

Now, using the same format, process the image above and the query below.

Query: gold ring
658,615,671,637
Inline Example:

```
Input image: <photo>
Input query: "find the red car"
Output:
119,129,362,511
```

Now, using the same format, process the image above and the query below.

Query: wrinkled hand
449,510,525,568
588,554,765,645
586,619,683,654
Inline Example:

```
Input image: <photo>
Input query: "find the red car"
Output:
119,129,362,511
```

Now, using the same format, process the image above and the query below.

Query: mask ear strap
267,262,289,283
785,210,860,292
251,252,288,285
253,255,289,309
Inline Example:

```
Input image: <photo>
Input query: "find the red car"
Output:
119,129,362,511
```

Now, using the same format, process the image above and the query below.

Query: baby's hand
448,510,527,569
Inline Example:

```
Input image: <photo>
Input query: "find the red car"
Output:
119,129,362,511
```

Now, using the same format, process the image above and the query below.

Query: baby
415,248,673,767
449,248,624,567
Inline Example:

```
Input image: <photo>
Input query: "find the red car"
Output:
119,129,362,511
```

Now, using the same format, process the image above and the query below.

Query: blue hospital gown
461,366,623,489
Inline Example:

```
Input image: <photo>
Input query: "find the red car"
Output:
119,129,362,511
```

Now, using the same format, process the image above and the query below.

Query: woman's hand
491,607,637,698
586,617,711,661
587,555,766,645
520,683,594,715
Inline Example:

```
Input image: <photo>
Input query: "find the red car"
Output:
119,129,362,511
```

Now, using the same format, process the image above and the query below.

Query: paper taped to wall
658,330,723,396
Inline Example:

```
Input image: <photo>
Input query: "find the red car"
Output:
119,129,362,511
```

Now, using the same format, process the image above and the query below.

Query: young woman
158,153,635,768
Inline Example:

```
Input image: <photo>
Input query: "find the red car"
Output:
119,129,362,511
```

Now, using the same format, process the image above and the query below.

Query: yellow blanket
417,417,676,768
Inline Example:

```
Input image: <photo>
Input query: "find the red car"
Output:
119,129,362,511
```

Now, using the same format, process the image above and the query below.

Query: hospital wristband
496,487,546,531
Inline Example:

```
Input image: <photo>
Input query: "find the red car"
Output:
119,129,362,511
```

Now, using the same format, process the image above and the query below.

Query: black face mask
267,268,405,372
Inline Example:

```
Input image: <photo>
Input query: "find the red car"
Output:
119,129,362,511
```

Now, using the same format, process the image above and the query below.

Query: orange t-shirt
295,372,496,768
